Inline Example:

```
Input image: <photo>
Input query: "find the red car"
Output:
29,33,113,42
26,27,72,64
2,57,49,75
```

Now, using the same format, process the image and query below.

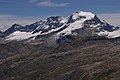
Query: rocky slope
1,37,120,80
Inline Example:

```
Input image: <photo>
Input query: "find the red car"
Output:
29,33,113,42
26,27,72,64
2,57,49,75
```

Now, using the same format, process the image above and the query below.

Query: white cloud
30,0,39,3
38,1,69,7
30,0,69,7
0,15,13,19
98,13,120,26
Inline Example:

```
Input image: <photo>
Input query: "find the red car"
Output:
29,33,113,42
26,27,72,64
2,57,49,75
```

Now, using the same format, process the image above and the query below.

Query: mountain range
0,11,120,44
1,11,120,80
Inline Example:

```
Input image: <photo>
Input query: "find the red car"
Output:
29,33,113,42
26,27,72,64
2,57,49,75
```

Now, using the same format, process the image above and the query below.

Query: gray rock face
0,31,4,37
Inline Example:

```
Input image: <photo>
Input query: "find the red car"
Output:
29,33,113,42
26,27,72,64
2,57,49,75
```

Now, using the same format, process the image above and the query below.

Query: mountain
1,11,120,43
1,11,120,80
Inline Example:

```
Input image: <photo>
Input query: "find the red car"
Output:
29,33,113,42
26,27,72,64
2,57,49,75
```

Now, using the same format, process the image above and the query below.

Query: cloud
38,1,69,7
0,15,38,31
30,0,39,3
0,15,13,19
30,0,69,7
98,13,120,26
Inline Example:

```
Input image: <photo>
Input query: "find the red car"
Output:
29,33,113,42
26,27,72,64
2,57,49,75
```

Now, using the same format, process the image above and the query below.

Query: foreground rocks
0,38,120,80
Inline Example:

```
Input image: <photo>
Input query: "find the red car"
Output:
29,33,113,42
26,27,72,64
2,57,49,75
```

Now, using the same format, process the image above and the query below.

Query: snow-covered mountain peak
2,11,120,41
45,16,68,25
71,11,95,21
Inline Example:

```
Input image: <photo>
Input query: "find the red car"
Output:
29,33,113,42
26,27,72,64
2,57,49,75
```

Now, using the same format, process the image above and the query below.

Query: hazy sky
0,0,120,30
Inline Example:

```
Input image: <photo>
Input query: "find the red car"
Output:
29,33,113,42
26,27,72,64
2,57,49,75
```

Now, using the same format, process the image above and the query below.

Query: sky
0,0,120,30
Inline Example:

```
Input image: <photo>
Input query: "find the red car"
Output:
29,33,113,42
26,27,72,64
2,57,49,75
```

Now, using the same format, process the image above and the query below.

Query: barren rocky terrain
0,37,120,80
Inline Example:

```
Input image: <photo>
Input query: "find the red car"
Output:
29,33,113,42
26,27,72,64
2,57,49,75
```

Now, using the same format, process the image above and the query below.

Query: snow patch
57,20,84,35
6,31,32,40
97,30,120,38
